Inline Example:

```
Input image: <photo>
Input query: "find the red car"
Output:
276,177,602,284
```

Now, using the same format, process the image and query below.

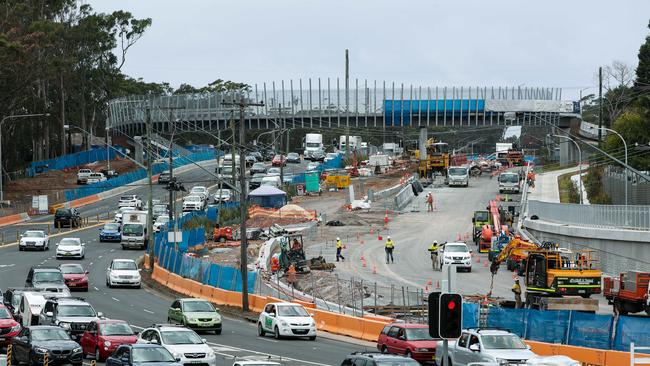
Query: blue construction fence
153,228,256,293
292,154,344,184
461,304,650,351
206,202,241,222
28,148,119,176
64,151,216,201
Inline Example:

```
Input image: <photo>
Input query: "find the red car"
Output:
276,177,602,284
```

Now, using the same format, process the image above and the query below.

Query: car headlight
496,359,508,366
280,321,288,326
104,341,111,347
35,347,49,354
73,347,82,353
206,349,215,357
58,321,71,329
10,324,21,332
173,352,182,360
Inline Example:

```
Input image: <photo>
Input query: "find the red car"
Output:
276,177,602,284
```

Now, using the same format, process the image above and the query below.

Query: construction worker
512,278,522,309
385,236,395,264
428,241,440,270
426,192,434,212
335,237,345,262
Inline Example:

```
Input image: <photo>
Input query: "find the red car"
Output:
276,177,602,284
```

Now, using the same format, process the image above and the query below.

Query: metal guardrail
527,199,650,231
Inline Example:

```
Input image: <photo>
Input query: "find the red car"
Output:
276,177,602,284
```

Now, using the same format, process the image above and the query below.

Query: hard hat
433,240,438,244
336,237,340,241
387,235,391,239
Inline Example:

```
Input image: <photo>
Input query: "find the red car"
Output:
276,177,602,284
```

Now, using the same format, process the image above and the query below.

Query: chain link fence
603,165,650,205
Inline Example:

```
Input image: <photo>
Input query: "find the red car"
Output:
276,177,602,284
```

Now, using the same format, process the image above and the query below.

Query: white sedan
153,215,170,232
257,302,316,340
106,259,141,288
55,237,85,259
190,186,209,201
213,189,231,203
19,230,49,251
182,195,205,211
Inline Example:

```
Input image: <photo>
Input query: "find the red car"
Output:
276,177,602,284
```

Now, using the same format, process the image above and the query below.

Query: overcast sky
90,0,650,99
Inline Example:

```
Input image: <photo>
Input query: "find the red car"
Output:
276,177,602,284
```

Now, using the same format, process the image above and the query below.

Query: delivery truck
121,210,149,250
303,133,324,161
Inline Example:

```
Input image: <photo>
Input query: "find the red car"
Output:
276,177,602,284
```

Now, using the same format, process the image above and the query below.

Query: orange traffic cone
457,233,461,241
484,260,489,267
425,285,429,291
361,254,365,261
372,264,377,274
476,256,481,263
435,281,441,289
360,239,365,244
362,260,367,268
370,228,374,235
427,279,433,286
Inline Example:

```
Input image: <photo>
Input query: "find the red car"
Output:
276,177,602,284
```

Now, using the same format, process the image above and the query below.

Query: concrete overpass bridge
108,79,581,135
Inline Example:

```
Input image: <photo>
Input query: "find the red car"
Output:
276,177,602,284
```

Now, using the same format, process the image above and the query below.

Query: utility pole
279,104,284,188
230,114,237,187
145,100,154,271
222,97,264,313
598,66,603,145
345,49,350,161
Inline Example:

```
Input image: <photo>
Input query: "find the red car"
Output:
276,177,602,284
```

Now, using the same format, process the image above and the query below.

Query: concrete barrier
0,213,30,227
525,340,649,366
69,194,101,208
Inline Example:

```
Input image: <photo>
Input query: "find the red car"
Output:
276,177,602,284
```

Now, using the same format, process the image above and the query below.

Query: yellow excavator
417,139,449,179
490,239,602,311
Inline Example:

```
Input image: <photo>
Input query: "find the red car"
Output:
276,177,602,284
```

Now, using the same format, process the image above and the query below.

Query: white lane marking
98,255,103,259
89,262,93,266
143,309,154,314
110,249,115,252
0,264,14,268
259,338,278,343
111,297,120,302
93,287,99,291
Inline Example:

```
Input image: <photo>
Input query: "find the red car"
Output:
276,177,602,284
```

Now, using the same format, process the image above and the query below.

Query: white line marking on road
259,338,278,343
143,309,154,314
98,255,103,259
89,262,93,266
93,287,99,291
111,297,120,302
110,249,115,252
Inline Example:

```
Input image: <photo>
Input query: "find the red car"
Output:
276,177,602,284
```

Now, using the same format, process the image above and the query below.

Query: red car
80,319,138,361
271,155,286,167
59,263,89,291
0,305,21,347
377,323,439,363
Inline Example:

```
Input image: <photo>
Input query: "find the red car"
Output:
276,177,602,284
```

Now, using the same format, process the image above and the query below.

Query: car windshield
55,209,71,217
375,360,421,366
60,265,84,274
448,168,467,176
58,304,96,317
499,174,519,183
113,261,137,271
326,153,337,158
481,334,527,349
122,224,143,235
101,323,134,336
155,216,170,224
32,328,70,341
217,190,230,196
444,245,468,253
288,153,299,158
58,239,79,246
474,212,489,222
0,308,12,319
277,305,309,317
160,330,203,345
132,347,176,363
191,188,205,193
104,223,120,231
24,231,44,238
182,301,215,313
185,196,200,202
268,168,280,174
405,328,435,341
153,205,167,213
33,271,64,283
120,196,136,201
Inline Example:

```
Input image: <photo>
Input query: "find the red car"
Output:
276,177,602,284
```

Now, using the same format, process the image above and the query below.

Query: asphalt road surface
0,159,362,366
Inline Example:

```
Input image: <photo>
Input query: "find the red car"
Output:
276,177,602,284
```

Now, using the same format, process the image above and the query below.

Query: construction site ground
2,158,139,215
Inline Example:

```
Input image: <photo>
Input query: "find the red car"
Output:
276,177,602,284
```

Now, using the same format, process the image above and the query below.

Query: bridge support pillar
134,136,144,166
419,126,427,163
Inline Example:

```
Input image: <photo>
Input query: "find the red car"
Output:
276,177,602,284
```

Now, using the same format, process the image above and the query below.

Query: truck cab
438,328,535,366
498,172,520,194
447,166,469,187
304,133,324,161
121,211,148,249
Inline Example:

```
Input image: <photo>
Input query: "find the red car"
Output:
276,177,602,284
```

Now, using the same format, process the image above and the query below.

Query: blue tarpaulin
462,303,479,329
613,315,650,351
567,311,613,350
526,310,569,344
487,307,527,337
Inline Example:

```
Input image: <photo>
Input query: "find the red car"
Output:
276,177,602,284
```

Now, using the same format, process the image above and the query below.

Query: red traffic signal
439,293,463,338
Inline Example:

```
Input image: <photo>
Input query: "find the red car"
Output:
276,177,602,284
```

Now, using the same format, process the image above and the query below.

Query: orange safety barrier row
49,203,67,214
68,194,101,208
0,213,28,227
526,340,649,366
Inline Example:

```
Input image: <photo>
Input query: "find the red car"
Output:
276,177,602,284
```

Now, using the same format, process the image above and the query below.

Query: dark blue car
99,223,121,242
106,344,182,366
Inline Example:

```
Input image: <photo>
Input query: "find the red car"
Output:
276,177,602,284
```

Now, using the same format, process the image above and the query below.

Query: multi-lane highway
0,159,363,366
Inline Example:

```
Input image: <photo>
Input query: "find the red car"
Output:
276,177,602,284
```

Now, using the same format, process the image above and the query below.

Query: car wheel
405,350,412,359
380,345,388,354
95,348,102,362
274,326,281,339
447,357,453,366
107,279,112,288
309,336,316,341
257,323,265,337
19,246,23,251
467,267,472,273
215,329,222,335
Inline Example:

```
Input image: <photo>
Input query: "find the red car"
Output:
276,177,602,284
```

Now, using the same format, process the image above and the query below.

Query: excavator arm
490,238,539,271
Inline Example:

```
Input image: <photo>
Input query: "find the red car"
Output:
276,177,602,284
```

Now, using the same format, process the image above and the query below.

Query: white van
20,290,71,326
261,176,281,188
498,172,521,193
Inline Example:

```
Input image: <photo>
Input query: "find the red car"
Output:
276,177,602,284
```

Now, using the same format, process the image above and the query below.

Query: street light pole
553,134,583,204
0,113,50,203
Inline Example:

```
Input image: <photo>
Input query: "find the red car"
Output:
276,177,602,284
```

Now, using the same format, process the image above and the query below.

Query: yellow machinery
418,140,449,178
325,171,350,189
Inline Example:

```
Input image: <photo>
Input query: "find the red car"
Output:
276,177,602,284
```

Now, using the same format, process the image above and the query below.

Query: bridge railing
527,200,650,231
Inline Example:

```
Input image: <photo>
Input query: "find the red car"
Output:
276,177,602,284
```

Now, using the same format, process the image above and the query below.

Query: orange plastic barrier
209,287,229,306
0,213,26,227
361,318,391,342
188,280,202,298
166,273,184,294
68,194,101,208
48,203,66,214
177,278,192,296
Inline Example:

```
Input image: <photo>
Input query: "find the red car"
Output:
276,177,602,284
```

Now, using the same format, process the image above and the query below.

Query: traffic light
439,293,463,338
427,292,441,338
